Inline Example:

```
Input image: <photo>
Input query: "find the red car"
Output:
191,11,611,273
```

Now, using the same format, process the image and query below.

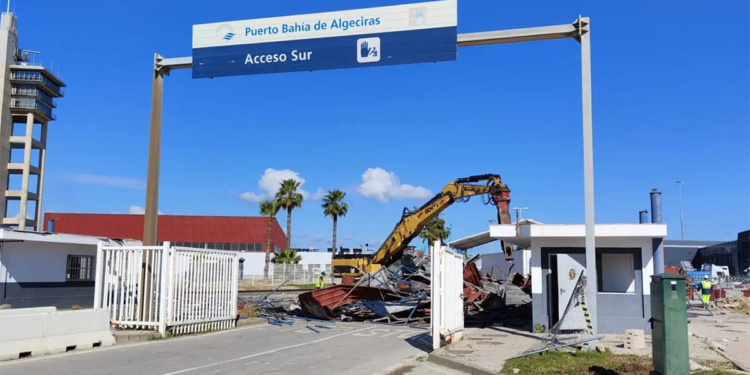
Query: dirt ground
237,280,314,291
711,296,750,316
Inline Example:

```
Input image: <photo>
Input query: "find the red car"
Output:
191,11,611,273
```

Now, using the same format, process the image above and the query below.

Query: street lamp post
677,180,685,240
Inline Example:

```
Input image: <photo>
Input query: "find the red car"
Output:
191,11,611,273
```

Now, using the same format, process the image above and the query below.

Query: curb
427,353,497,375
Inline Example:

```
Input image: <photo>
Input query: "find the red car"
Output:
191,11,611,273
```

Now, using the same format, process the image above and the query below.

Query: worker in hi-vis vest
700,275,713,305
315,271,326,289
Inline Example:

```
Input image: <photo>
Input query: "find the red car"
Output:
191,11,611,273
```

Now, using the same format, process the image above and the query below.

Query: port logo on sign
357,37,380,63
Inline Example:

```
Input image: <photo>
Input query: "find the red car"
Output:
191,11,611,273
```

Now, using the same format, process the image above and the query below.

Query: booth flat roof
489,223,667,247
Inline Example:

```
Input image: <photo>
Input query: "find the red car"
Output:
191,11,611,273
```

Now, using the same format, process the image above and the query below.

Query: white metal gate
431,241,465,350
94,242,239,337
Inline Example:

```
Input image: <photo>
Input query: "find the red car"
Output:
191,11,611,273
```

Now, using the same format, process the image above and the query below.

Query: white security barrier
167,247,239,335
43,309,115,355
0,313,48,361
94,243,240,337
431,241,465,350
0,306,56,316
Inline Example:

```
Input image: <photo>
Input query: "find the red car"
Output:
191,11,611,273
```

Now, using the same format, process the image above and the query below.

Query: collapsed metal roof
449,219,544,250
449,231,495,250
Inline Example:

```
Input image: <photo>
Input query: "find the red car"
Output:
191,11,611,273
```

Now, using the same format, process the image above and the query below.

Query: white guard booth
431,240,464,350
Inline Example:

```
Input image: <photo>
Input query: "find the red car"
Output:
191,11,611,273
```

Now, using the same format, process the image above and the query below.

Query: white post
431,240,441,350
157,242,170,337
93,242,105,309
231,254,239,320
165,242,176,327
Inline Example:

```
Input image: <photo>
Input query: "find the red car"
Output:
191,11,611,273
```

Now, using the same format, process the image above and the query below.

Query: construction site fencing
270,263,331,285
431,242,464,350
94,242,239,337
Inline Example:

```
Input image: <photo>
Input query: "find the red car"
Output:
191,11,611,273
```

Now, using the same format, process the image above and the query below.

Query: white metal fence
240,263,333,285
271,263,329,284
94,242,239,337
431,241,465,350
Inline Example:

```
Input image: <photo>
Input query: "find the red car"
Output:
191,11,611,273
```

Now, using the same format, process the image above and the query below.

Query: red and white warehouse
43,213,288,252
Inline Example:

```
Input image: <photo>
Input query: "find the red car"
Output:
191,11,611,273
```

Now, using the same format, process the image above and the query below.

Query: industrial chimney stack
650,189,662,223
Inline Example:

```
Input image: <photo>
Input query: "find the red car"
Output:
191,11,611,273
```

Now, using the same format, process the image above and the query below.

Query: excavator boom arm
371,174,512,265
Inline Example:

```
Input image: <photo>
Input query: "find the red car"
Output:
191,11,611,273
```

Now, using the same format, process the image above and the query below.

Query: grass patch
698,360,737,371
691,371,740,375
502,349,652,375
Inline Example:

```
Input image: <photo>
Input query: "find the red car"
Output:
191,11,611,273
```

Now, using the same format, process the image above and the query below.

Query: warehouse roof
42,213,287,245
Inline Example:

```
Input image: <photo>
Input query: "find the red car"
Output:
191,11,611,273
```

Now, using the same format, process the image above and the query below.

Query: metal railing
94,243,239,337
11,86,56,107
10,98,56,120
95,245,167,332
9,71,64,96
167,247,239,335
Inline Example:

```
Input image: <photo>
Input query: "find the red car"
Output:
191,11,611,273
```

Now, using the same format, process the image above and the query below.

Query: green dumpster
650,274,689,375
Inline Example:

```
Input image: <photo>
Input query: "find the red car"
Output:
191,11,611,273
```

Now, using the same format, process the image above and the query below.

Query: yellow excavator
332,174,513,278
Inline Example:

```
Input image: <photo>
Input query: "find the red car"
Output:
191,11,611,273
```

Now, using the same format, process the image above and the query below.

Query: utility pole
677,180,685,240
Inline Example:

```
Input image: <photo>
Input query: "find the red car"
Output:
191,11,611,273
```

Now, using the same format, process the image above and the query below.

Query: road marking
160,326,373,375
0,323,269,367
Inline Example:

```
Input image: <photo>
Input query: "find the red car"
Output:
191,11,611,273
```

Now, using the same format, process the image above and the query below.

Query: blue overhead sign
191,1,457,79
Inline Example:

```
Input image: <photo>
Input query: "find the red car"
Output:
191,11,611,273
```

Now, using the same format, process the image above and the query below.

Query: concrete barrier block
43,309,115,354
0,306,57,316
625,329,645,337
0,313,49,361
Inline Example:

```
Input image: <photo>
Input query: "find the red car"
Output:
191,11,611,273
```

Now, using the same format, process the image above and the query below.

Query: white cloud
238,168,323,203
311,187,326,200
357,168,432,203
128,206,163,215
63,173,145,190
343,234,355,240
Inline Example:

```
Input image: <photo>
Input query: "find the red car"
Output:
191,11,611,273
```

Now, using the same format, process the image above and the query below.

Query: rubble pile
251,253,532,326
711,296,750,316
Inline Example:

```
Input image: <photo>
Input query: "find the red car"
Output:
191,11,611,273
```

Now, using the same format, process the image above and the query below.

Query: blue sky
18,0,749,252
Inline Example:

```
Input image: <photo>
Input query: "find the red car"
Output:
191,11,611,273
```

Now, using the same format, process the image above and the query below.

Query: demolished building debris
249,252,532,327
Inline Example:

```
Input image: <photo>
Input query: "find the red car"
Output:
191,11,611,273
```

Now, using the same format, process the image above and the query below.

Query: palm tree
272,249,302,264
419,216,451,248
275,179,304,248
322,190,348,253
259,200,280,280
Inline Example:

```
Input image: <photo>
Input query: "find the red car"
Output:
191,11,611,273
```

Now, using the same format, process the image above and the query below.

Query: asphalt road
0,321,432,375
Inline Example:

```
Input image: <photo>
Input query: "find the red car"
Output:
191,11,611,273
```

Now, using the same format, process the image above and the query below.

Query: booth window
66,255,95,281
597,253,635,293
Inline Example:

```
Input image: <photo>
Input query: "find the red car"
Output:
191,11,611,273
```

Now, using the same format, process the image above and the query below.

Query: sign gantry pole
142,14,596,339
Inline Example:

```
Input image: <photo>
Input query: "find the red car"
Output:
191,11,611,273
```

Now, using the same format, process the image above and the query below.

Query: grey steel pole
677,180,684,240
143,54,164,246
578,16,598,338
140,54,163,319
